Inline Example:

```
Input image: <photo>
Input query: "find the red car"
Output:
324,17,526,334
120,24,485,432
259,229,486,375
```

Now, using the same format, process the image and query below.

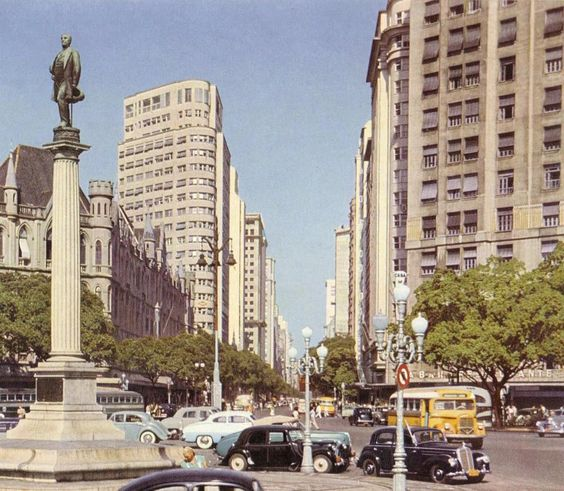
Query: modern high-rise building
117,80,233,341
365,0,564,383
334,226,351,336
243,213,267,357
228,167,246,350
323,279,336,338
264,257,277,367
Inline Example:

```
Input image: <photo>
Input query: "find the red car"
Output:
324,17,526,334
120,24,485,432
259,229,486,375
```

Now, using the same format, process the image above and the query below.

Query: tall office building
334,226,351,336
365,0,564,382
324,279,336,338
264,257,277,367
117,80,232,340
243,213,267,357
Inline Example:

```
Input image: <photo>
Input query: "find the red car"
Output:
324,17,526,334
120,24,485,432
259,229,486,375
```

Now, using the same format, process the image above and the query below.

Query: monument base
0,439,182,483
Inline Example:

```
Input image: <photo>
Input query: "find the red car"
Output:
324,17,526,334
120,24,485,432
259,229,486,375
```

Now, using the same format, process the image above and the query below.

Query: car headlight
477,423,484,430
448,457,458,467
444,423,451,430
476,455,490,464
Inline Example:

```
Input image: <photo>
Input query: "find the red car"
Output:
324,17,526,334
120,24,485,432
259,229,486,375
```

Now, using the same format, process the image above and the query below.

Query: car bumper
447,463,491,479
446,434,484,442
537,426,564,435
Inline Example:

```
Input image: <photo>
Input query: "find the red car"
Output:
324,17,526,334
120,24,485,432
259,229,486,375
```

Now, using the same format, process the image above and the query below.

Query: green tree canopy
311,336,357,398
412,254,564,427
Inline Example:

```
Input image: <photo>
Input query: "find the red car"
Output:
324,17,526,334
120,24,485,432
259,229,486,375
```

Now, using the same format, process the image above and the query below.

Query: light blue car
109,410,174,444
182,411,255,449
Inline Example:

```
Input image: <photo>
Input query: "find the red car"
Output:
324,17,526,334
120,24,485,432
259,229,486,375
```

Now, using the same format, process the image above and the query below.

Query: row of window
424,0,484,24
125,92,171,119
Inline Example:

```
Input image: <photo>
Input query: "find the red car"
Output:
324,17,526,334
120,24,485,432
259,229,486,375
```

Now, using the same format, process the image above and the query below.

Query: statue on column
50,33,85,128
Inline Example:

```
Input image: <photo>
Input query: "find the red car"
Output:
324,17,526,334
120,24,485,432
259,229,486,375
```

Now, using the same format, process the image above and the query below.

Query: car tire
538,433,545,437
139,431,158,444
362,457,378,476
196,435,214,449
313,454,333,473
229,453,248,472
467,474,485,484
472,439,483,450
430,463,449,484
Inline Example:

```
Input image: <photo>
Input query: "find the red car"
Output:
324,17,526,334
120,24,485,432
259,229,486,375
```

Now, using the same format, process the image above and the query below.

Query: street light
196,225,236,410
193,361,205,405
288,326,328,474
372,271,428,491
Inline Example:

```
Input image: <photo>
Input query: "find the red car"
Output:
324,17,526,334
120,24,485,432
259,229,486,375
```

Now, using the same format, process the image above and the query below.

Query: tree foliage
311,336,357,397
412,252,564,427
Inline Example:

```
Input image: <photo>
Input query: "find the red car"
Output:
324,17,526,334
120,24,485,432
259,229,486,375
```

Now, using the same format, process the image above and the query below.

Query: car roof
242,424,296,432
112,411,147,416
119,468,261,491
213,410,253,416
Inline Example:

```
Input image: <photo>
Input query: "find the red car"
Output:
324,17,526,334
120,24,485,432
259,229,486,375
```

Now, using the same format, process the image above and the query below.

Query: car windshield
413,429,446,444
433,399,474,411
288,430,305,442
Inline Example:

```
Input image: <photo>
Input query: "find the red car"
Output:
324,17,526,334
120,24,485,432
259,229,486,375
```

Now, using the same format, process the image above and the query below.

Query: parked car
357,426,491,484
119,468,264,491
222,425,347,474
341,403,355,419
215,415,354,464
372,405,389,425
109,410,176,444
536,408,564,437
349,407,374,426
514,407,544,427
160,406,219,432
182,410,255,449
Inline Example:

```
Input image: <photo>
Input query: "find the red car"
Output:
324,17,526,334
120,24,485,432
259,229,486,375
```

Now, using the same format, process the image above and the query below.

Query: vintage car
514,407,545,427
160,405,219,431
372,405,389,425
182,410,255,449
357,426,491,484
341,403,355,419
349,407,375,426
119,468,264,491
214,415,354,464
536,408,564,437
109,410,175,444
221,425,347,474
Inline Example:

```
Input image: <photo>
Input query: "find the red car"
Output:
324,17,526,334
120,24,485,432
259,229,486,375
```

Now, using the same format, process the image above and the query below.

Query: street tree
311,336,357,398
412,257,564,427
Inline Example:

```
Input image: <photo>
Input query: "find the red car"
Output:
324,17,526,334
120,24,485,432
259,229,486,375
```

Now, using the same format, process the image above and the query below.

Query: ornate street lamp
197,227,236,410
193,361,205,405
288,327,328,474
372,271,428,491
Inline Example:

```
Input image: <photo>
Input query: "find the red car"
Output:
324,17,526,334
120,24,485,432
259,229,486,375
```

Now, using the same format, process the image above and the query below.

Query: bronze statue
50,34,84,128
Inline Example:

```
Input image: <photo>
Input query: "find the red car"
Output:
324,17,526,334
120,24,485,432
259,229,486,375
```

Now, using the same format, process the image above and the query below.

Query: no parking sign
396,363,410,389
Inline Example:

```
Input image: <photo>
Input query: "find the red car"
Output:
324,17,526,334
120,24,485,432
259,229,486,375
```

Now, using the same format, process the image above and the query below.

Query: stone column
48,127,88,360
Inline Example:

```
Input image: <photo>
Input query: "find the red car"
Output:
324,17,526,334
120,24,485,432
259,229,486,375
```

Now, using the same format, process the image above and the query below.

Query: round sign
396,363,410,389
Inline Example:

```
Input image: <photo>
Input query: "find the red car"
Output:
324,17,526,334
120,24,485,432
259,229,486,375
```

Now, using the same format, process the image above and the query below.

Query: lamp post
372,271,428,491
193,361,205,405
197,226,236,411
120,373,129,391
288,327,328,474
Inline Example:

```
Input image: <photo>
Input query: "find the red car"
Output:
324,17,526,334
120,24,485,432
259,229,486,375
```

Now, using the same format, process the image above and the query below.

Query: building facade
364,0,564,383
334,226,351,336
0,145,190,339
264,257,277,367
116,80,232,341
323,279,336,338
243,213,267,357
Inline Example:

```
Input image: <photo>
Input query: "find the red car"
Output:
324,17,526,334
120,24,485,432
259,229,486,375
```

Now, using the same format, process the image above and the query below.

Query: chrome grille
457,446,475,472
460,417,474,434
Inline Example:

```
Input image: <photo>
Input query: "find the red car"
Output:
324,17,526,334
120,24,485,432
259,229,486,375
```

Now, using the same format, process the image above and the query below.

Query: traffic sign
396,363,410,389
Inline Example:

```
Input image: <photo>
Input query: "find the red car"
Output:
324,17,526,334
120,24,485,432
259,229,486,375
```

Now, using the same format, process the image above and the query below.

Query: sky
0,0,385,350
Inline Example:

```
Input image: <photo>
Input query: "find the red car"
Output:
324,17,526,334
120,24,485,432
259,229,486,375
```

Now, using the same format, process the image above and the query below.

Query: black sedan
222,424,347,474
349,407,375,426
357,426,491,484
119,468,264,491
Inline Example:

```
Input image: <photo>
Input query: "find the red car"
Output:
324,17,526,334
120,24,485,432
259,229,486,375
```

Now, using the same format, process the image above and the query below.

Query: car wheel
313,454,333,473
139,431,157,444
229,453,248,471
471,439,483,450
196,435,214,449
467,474,485,484
362,457,378,476
538,433,545,437
430,463,448,484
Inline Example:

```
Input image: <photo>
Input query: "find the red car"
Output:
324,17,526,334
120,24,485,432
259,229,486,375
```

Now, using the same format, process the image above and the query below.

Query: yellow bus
388,387,486,449
315,396,336,416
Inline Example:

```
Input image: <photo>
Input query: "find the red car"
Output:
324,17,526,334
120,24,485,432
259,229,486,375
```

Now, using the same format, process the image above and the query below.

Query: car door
267,429,293,469
374,429,395,471
230,415,253,434
244,429,268,468
125,413,144,440
182,410,197,426
405,430,422,472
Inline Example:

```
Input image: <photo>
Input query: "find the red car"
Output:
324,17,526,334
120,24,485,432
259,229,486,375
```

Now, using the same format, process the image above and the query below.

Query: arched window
46,229,53,264
18,228,31,266
107,286,112,312
104,203,108,215
95,286,102,299
80,235,87,265
97,203,101,215
0,228,4,263
108,240,112,266
95,240,103,265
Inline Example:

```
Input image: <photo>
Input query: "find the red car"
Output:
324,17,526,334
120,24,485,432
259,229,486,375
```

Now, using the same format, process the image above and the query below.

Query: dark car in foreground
349,407,375,426
536,408,564,437
222,425,347,474
119,468,264,491
357,426,491,484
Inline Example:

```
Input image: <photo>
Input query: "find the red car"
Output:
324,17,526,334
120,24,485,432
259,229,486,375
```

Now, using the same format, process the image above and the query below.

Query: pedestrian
16,406,26,419
292,406,299,419
180,446,208,469
310,404,319,429
270,402,275,416
315,404,322,419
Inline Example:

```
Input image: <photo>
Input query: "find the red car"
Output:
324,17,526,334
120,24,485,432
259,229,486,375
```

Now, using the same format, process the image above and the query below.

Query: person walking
292,406,299,419
310,403,319,429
